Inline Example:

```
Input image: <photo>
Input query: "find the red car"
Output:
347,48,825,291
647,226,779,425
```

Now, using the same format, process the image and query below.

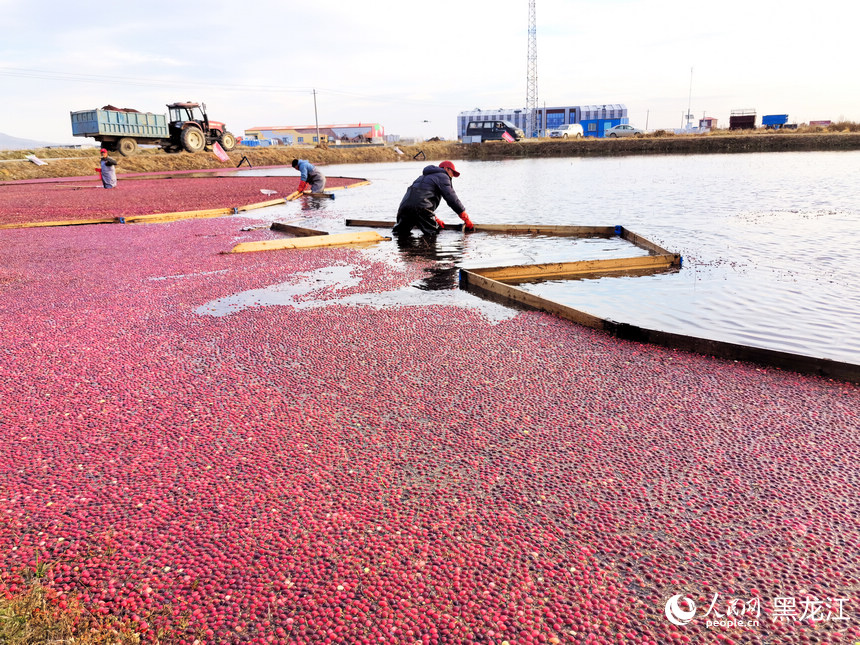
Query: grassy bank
2,132,860,182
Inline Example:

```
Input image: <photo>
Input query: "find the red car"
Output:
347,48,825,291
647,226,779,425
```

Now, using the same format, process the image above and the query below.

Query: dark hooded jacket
398,165,465,215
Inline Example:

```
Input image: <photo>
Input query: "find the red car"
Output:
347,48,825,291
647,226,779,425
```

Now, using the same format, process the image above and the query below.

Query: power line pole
526,0,538,138
313,89,320,145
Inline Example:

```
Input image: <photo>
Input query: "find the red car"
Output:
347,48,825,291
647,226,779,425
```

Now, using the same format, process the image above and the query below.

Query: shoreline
2,132,859,182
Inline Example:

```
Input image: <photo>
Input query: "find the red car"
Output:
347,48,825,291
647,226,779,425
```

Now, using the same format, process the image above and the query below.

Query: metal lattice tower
526,0,538,137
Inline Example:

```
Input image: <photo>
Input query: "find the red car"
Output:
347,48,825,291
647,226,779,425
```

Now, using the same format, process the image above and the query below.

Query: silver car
605,124,643,138
548,123,584,139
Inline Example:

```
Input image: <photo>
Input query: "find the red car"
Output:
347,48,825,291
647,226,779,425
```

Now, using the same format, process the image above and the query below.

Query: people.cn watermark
665,593,850,629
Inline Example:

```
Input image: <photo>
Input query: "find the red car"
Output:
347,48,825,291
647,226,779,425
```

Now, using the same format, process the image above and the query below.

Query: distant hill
0,132,79,150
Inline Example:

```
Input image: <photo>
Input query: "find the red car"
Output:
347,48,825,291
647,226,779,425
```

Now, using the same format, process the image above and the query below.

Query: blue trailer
70,102,236,156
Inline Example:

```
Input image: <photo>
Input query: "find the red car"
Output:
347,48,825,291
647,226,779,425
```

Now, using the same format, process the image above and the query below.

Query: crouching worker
291,158,326,194
393,160,474,236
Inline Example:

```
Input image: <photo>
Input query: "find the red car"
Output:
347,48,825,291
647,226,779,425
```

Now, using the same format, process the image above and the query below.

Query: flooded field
238,150,860,365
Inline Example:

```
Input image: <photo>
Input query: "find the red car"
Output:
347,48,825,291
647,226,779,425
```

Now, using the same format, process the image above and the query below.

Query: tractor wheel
117,138,138,157
219,131,237,151
181,127,205,153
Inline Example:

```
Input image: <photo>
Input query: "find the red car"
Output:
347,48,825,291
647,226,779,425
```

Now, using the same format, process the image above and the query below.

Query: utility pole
685,67,693,130
313,89,320,145
526,0,538,138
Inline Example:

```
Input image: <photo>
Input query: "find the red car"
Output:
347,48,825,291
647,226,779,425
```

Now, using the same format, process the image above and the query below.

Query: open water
235,150,860,365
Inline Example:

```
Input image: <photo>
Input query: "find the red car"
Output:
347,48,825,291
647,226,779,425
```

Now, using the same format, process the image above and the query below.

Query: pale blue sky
1,0,857,143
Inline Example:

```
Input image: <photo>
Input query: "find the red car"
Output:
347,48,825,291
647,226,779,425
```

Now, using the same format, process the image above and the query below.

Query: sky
1,0,858,144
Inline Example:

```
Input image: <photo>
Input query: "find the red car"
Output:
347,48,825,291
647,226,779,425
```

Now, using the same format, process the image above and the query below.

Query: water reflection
394,231,464,291
297,194,334,212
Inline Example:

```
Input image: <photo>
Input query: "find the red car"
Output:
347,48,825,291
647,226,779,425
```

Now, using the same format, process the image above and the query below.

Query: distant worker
291,158,326,194
94,148,117,189
393,161,474,236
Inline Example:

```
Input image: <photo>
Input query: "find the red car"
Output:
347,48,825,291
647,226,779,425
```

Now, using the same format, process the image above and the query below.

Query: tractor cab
164,101,235,153
167,102,208,129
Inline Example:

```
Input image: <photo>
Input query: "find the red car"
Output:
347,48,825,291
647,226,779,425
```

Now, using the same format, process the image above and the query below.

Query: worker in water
291,158,326,194
94,148,118,189
393,161,474,236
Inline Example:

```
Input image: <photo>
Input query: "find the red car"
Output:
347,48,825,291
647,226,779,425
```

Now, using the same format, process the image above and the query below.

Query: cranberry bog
1,174,859,644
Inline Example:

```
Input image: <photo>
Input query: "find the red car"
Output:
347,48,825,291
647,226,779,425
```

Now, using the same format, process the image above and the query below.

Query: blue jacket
398,165,465,215
295,159,324,183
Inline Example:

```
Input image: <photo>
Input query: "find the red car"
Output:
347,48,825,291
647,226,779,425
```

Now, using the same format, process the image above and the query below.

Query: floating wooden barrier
237,198,287,211
328,180,371,190
229,230,389,253
0,217,117,229
617,227,675,255
460,259,860,384
124,208,233,224
469,254,680,283
103,198,287,224
270,222,329,237
345,220,629,237
345,218,465,232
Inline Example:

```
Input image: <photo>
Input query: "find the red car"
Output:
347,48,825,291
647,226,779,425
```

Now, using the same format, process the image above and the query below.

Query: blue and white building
456,109,530,140
458,104,629,139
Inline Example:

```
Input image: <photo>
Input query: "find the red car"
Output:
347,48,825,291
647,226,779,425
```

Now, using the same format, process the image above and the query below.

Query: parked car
548,123,584,139
464,120,525,142
605,124,643,138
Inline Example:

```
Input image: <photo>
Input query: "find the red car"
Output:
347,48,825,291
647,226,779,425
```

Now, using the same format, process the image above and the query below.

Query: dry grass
0,581,143,644
0,142,463,182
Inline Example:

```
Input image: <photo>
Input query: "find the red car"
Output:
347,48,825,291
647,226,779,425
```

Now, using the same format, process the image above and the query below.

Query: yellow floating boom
230,230,389,253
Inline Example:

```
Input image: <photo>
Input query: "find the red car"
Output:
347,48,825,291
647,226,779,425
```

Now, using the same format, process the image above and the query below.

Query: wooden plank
335,180,371,190
460,270,607,329
619,227,676,256
345,218,465,232
346,219,397,228
125,208,233,224
237,198,286,211
476,224,617,236
469,254,677,283
0,217,117,229
345,220,617,237
128,198,287,224
605,323,860,383
270,222,329,237
308,192,335,199
230,230,389,253
285,190,302,201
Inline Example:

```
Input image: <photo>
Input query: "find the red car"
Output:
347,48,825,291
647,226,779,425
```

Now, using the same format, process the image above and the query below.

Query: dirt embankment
2,133,859,182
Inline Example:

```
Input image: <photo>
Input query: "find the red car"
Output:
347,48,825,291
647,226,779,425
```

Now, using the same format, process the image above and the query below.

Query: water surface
235,151,860,364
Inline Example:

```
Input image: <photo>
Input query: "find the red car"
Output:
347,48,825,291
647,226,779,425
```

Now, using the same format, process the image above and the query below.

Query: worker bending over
291,158,326,193
393,161,474,236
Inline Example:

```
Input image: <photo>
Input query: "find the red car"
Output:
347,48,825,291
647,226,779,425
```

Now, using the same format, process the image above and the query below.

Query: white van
548,123,584,139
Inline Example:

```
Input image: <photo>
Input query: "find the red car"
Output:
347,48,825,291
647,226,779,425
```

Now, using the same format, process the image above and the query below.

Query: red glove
434,216,445,229
459,212,474,231
296,180,310,193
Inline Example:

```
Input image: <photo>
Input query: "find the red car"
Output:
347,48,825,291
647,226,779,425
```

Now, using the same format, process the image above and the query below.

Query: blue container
70,109,168,138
